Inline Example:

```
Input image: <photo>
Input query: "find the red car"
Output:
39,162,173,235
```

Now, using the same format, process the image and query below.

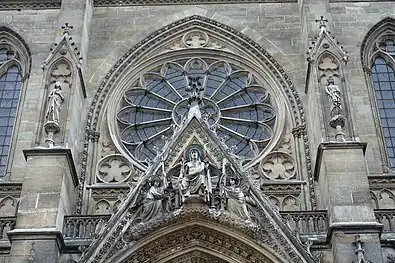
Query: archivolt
79,15,314,213
109,221,286,263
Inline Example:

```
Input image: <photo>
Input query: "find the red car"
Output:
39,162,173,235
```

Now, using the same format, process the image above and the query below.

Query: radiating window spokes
117,57,277,164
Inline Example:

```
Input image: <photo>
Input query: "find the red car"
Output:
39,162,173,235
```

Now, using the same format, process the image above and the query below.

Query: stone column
314,142,384,263
8,149,78,263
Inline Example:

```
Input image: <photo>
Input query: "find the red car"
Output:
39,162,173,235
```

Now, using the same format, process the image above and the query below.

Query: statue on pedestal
46,82,64,124
325,76,346,141
44,82,65,147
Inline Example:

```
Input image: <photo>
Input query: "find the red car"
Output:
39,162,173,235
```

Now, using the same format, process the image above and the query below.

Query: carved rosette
260,152,296,180
96,154,135,183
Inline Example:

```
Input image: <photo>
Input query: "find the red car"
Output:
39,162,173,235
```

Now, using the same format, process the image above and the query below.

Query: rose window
117,58,276,164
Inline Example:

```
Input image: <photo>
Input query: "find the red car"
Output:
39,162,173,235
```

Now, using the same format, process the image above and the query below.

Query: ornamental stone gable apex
79,111,316,263
41,23,83,71
306,16,348,64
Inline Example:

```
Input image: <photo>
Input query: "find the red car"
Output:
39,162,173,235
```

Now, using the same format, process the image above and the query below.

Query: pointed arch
0,26,31,178
110,221,289,263
79,15,316,215
361,17,395,69
361,17,395,171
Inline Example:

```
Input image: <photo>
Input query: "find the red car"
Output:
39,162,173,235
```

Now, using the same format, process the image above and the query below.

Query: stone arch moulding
0,26,31,179
109,221,296,263
360,17,395,172
79,15,315,214
0,26,31,77
361,17,395,70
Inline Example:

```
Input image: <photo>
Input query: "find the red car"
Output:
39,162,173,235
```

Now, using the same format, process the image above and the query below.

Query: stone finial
315,16,328,35
61,22,73,35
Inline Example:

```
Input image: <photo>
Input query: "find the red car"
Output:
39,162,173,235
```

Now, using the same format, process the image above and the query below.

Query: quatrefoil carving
97,154,133,183
260,152,296,180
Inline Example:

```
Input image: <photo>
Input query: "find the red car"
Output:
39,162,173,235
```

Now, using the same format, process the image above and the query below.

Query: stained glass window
117,58,276,164
371,38,395,168
0,45,22,176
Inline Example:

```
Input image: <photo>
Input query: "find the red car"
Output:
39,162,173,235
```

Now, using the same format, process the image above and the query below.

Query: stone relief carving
168,30,224,51
260,152,296,180
94,200,111,215
101,141,116,157
282,196,299,211
96,155,134,183
0,196,17,216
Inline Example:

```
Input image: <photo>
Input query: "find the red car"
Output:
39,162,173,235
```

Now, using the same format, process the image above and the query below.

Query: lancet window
370,36,395,168
0,45,23,176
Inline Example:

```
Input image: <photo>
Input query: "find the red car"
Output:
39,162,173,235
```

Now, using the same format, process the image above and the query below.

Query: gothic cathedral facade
0,0,395,262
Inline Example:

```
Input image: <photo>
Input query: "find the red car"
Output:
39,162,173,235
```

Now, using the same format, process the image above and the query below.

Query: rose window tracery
116,58,276,164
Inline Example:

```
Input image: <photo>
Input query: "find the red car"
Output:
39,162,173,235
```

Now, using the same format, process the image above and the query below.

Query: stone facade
0,0,395,263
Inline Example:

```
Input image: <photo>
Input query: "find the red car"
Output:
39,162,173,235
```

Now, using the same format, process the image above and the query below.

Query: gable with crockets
79,95,316,263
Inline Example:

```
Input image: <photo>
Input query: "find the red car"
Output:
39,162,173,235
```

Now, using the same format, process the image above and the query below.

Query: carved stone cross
315,16,328,35
61,22,73,35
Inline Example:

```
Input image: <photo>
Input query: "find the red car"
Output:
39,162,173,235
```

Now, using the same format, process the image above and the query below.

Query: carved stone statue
140,178,166,221
325,76,341,105
179,147,211,201
46,82,64,123
325,76,346,140
224,177,251,221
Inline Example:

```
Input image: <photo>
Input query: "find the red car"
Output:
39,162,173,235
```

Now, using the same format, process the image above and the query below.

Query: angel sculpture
223,177,251,221
140,177,166,222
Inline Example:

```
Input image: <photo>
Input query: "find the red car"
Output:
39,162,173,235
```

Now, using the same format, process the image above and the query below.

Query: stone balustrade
63,215,111,240
59,209,395,248
374,209,395,232
280,210,328,236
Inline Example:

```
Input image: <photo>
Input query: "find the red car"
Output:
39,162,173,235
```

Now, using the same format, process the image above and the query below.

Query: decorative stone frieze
0,0,61,10
93,0,296,6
